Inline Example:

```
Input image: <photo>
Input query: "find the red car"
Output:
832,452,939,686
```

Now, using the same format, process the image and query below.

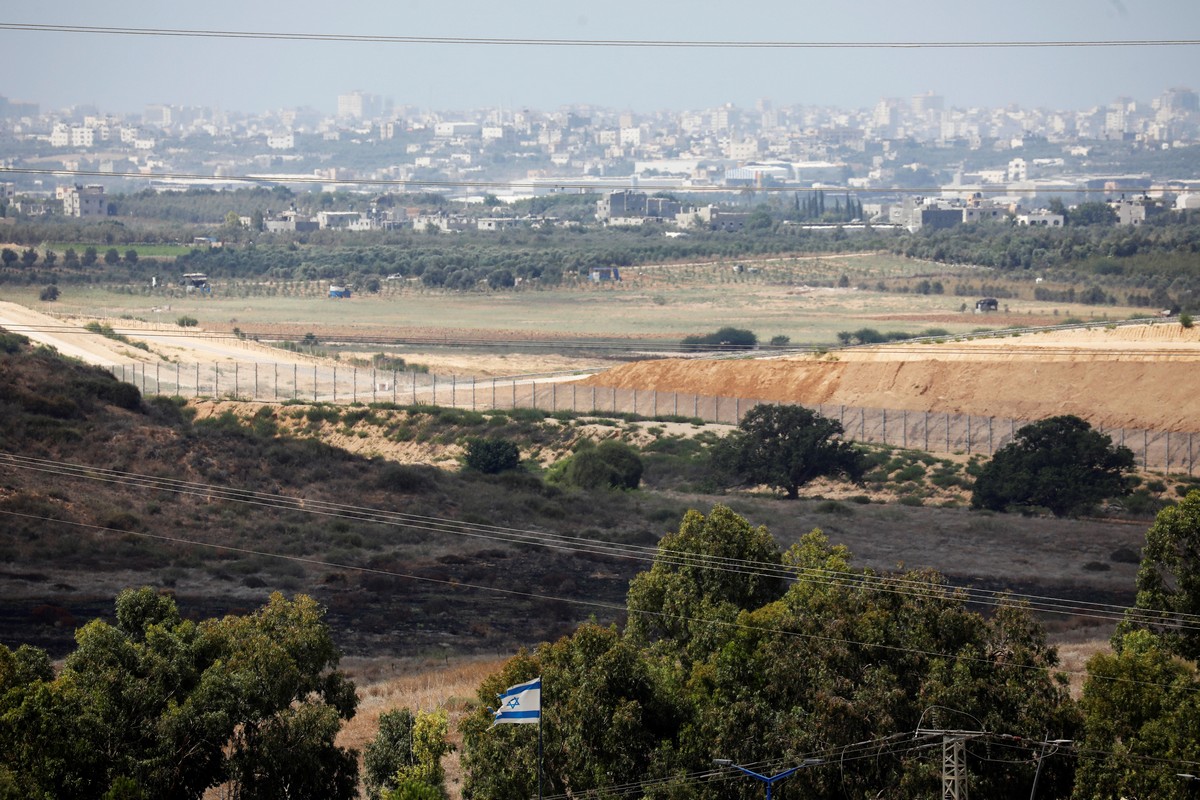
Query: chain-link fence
108,361,1198,475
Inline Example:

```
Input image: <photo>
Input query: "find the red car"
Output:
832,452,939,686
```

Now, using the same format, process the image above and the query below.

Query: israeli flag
492,677,541,725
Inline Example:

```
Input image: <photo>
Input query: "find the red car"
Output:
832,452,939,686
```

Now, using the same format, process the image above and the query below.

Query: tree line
0,590,357,799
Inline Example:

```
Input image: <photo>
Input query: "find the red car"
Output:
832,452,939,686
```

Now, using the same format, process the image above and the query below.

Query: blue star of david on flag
491,677,541,725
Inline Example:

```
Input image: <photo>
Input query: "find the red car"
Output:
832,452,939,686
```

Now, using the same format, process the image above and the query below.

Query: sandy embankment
580,324,1200,433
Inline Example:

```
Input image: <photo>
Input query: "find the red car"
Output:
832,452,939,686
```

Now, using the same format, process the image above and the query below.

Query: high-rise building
337,91,388,120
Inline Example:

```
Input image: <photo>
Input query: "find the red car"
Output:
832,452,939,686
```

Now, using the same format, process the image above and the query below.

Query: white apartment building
62,184,106,218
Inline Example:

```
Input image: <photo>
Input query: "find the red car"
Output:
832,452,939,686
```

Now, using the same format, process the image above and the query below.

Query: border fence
108,360,1197,475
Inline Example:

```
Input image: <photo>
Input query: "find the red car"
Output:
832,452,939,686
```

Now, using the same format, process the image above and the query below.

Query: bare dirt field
581,322,1200,433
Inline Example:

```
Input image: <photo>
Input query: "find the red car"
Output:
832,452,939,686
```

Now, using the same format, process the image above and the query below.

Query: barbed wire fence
109,360,1197,475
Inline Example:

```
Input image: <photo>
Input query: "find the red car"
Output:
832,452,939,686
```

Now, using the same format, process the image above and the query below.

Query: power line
2,23,1197,50
1,503,1196,699
2,451,1198,634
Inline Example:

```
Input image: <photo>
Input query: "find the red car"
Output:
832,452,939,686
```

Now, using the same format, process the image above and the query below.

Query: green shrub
305,406,341,424
551,439,644,490
1110,546,1141,564
681,326,757,349
176,316,198,328
88,379,142,410
0,332,29,353
376,464,438,493
891,463,927,482
814,499,853,515
463,437,522,474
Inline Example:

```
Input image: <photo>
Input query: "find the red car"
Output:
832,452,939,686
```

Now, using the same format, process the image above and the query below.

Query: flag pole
538,698,543,800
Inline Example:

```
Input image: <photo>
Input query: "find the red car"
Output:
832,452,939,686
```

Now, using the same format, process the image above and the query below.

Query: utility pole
713,758,824,800
942,736,968,800
1029,739,1072,800
918,728,986,800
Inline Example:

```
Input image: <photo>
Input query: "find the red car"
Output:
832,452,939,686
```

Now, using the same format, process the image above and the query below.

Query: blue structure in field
329,284,351,298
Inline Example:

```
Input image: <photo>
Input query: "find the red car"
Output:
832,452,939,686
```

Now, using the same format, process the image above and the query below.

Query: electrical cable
2,23,1198,50
1,450,1193,630
3,451,1198,633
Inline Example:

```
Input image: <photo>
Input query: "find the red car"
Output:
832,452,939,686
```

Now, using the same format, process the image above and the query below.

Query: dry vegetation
4,254,1197,797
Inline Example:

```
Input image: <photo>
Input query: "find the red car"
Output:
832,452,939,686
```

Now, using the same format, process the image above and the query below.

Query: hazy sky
3,0,1199,115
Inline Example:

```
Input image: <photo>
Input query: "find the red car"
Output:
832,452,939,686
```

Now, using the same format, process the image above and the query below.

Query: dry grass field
1,252,1144,352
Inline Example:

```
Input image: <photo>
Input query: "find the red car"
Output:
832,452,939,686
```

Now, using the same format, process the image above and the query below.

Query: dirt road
0,301,323,367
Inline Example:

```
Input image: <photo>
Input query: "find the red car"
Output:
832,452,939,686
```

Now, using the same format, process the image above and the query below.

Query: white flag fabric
492,677,541,725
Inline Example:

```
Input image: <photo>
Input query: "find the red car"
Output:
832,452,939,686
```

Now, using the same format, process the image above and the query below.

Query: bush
0,332,29,353
463,437,521,474
376,464,438,493
176,316,198,328
1181,313,1194,329
39,285,60,302
681,326,757,350
552,440,644,490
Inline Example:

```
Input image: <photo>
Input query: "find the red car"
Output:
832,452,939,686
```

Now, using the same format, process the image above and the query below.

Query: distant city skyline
2,0,1199,115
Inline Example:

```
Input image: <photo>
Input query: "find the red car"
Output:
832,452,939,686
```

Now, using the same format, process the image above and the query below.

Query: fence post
673,392,678,417
255,363,259,401
552,382,556,413
946,413,950,453
215,364,220,398
452,375,456,409
155,363,160,396
613,386,616,414
413,371,417,405
1144,430,1149,469
882,409,887,446
967,416,972,454
694,394,698,417
1166,431,1171,472
988,418,993,454
176,363,181,397
313,365,317,402
572,384,576,413
902,410,907,449
393,370,397,404
924,411,929,451
859,408,864,440
472,377,476,411
512,379,517,410
492,378,497,410
274,363,278,401
652,391,657,418
332,366,337,403
592,386,596,413
633,389,637,416
735,397,740,424
431,374,436,406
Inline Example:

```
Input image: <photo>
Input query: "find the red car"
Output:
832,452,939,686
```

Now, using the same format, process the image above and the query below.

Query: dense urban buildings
1,87,1198,220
